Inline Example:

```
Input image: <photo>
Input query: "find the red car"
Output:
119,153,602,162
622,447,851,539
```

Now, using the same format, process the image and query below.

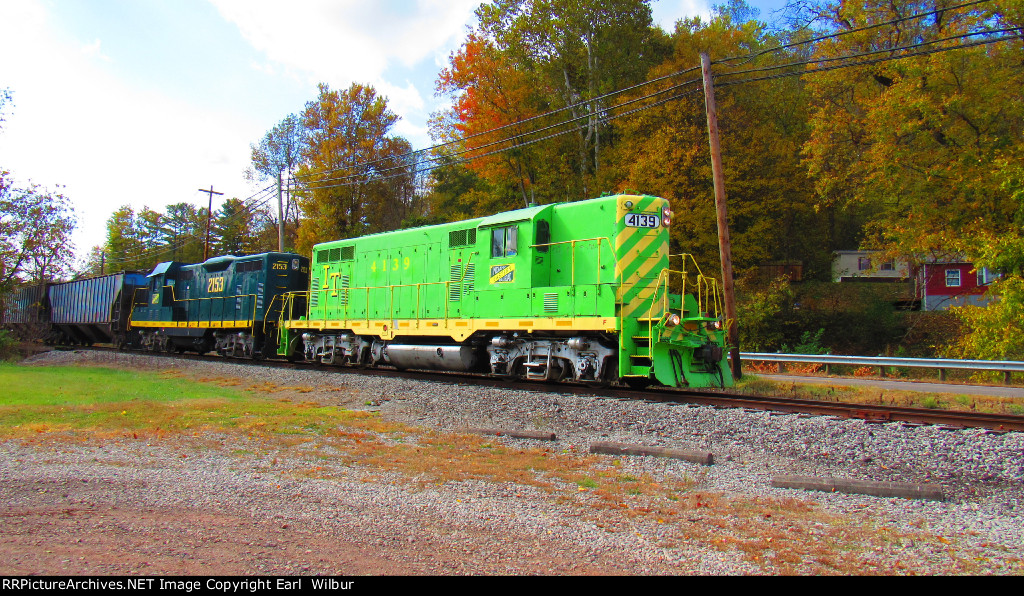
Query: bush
0,329,18,362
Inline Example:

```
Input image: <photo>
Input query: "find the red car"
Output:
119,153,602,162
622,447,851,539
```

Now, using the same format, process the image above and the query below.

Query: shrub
0,329,18,362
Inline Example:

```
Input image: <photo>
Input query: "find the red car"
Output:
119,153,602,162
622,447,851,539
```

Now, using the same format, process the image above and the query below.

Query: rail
741,352,1024,383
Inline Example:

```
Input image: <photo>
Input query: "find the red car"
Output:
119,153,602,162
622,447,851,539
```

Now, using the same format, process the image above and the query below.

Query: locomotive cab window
491,225,518,258
535,220,550,253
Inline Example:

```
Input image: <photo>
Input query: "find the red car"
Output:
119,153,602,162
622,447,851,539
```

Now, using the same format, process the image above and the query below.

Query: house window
490,226,518,258
857,256,871,271
978,267,999,286
880,261,895,271
945,269,961,287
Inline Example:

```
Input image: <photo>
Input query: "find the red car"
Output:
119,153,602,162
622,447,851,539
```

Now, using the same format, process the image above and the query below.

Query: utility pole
277,172,284,253
700,52,742,380
198,185,224,261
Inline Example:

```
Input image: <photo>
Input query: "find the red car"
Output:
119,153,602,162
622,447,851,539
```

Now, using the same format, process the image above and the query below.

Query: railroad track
63,345,1024,433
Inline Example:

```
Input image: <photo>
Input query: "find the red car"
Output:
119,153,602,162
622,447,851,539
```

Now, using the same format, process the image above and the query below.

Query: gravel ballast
3,349,1023,575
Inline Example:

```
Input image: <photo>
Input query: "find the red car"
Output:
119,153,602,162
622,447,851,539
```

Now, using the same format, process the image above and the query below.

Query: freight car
2,283,51,340
278,194,732,388
1,272,147,346
131,252,309,358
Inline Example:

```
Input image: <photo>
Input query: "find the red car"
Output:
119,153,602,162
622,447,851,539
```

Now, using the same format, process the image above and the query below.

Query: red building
919,259,997,311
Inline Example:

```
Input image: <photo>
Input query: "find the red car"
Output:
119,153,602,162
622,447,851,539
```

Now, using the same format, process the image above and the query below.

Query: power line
714,32,1022,89
714,0,998,66
103,184,279,267
292,0,1000,187
290,65,703,183
293,75,706,191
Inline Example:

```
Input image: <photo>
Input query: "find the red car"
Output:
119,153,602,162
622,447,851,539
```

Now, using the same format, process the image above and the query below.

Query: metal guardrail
741,352,1024,383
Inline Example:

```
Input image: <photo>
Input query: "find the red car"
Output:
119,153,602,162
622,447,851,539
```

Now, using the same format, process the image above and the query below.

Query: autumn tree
0,173,77,291
606,4,827,277
799,0,1024,262
293,83,417,253
475,0,669,194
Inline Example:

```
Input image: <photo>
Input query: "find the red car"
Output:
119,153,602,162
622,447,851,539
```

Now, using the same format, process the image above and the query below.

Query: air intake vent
328,247,341,261
310,279,320,307
463,264,475,296
340,246,354,261
339,275,350,306
449,265,462,302
544,293,558,313
316,250,328,263
449,228,477,248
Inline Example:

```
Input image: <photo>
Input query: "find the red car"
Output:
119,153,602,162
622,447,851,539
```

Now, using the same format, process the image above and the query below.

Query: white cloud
652,0,714,31
0,1,261,260
210,0,480,146
211,0,478,81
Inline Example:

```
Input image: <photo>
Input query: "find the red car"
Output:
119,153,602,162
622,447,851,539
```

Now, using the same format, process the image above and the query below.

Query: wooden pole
277,172,285,253
198,185,224,261
700,52,742,380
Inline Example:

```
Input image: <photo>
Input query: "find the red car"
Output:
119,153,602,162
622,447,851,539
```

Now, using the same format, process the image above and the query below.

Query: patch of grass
0,364,368,439
738,373,1024,415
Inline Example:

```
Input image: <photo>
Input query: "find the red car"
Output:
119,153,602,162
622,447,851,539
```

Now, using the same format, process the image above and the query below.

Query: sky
0,0,789,266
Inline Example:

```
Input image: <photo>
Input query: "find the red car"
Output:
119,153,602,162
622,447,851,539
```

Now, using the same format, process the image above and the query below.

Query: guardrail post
939,368,946,382
1005,371,1012,385
878,365,886,378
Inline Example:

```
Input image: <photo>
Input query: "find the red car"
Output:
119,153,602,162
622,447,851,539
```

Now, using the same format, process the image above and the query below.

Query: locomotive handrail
159,284,261,330
530,236,615,286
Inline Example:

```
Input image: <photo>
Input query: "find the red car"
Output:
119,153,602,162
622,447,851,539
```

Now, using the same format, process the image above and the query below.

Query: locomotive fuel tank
378,343,485,372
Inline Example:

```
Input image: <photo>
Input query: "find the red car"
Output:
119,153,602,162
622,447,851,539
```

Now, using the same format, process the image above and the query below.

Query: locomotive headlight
665,313,681,327
662,206,674,227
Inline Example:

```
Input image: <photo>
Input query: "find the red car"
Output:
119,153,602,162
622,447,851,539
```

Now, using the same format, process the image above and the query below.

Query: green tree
248,113,305,249
162,202,208,264
213,198,259,255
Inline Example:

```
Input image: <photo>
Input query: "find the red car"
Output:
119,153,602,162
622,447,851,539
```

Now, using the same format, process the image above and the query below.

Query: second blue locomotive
130,252,309,357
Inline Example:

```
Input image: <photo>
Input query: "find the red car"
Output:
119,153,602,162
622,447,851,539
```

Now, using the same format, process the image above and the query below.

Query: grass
734,372,1024,415
2,362,1016,574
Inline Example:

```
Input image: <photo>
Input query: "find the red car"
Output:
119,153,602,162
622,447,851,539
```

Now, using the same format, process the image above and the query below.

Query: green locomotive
278,194,732,388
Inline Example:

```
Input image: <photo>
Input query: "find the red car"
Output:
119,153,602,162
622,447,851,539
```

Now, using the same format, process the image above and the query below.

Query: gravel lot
2,349,1022,575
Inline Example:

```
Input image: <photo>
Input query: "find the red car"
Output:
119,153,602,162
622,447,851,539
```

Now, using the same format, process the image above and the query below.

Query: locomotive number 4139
624,213,660,228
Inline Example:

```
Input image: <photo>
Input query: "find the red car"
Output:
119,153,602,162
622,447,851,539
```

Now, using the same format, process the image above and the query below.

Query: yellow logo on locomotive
489,264,515,284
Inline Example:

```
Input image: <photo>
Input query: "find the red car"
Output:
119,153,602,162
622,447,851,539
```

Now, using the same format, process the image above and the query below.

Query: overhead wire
714,0,998,66
292,0,1000,187
105,0,1014,264
294,74,706,191
289,64,703,183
